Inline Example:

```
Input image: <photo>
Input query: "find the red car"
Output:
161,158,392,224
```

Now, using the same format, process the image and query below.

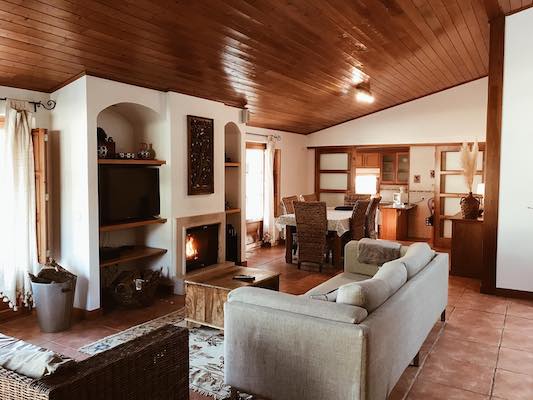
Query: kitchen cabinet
355,152,380,168
451,215,483,279
380,151,410,184
380,204,416,240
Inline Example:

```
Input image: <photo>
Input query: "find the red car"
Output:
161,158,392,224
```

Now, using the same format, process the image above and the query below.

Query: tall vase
460,192,480,219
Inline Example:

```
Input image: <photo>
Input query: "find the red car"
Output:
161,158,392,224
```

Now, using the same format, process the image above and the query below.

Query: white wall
496,8,533,292
409,146,436,192
307,78,488,147
245,127,313,199
49,77,94,309
0,85,51,129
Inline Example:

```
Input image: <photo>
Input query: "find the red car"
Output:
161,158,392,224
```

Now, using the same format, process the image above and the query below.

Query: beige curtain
0,100,39,310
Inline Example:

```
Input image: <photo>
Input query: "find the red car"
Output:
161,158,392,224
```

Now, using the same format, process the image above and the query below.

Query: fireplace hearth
186,223,219,273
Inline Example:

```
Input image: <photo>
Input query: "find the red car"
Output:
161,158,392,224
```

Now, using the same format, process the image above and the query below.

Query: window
355,174,378,195
246,146,265,222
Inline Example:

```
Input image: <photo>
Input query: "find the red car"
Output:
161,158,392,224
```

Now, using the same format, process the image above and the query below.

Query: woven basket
460,192,480,219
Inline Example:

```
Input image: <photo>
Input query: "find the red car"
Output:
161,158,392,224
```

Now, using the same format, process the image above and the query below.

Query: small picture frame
414,175,421,183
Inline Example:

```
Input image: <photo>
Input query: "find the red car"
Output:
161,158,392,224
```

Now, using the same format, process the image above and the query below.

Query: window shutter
32,128,49,264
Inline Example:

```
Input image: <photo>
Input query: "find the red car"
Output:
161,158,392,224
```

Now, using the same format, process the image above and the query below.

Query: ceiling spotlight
355,83,375,104
351,68,367,85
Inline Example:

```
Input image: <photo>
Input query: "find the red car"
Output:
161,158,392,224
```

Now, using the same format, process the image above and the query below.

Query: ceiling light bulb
356,89,375,104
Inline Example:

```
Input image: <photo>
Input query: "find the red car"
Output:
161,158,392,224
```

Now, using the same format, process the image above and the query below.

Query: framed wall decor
187,115,214,195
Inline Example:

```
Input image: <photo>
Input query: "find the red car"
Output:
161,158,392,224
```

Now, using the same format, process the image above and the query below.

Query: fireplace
185,223,219,273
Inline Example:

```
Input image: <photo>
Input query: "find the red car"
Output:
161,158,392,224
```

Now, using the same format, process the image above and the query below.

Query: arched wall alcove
95,102,172,307
224,121,245,263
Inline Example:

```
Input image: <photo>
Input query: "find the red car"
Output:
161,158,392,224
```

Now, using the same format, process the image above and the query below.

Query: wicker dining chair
294,201,328,272
281,195,299,214
344,193,371,207
365,196,382,239
302,193,318,202
351,200,371,240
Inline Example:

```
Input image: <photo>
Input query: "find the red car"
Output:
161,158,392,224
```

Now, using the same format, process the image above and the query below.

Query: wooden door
396,152,410,183
434,144,484,249
315,147,352,206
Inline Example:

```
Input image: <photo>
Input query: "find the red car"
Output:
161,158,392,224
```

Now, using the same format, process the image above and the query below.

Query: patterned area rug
79,309,244,399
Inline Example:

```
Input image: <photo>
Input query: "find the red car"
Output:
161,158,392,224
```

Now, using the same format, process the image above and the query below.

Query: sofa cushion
304,272,369,298
374,259,408,289
400,242,435,279
336,260,408,312
0,334,75,379
229,287,368,324
309,289,338,302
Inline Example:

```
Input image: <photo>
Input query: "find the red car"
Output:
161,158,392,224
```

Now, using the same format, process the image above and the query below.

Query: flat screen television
98,166,160,225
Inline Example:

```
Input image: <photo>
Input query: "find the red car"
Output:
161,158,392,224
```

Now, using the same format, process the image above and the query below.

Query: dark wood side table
451,214,483,278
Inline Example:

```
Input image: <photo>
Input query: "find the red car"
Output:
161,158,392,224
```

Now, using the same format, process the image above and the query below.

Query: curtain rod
247,132,282,140
0,97,56,112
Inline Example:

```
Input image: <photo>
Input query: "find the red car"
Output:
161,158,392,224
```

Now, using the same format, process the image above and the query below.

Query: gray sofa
224,240,448,400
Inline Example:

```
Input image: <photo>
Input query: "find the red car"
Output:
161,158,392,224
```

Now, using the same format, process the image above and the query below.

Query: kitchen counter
380,203,417,210
380,204,417,240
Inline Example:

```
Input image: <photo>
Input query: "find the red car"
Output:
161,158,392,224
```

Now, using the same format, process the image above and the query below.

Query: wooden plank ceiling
0,0,529,134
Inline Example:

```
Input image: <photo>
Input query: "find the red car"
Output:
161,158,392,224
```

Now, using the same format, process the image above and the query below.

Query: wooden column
481,15,505,294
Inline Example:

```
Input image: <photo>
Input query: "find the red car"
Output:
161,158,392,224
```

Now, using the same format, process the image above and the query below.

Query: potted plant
459,141,480,219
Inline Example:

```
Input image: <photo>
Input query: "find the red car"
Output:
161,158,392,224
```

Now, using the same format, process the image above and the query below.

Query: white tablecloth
276,210,352,237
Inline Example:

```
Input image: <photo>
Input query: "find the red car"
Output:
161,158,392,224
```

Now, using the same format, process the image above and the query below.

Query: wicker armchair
0,325,189,400
365,196,382,239
344,193,371,207
302,193,318,202
281,195,299,214
294,201,328,272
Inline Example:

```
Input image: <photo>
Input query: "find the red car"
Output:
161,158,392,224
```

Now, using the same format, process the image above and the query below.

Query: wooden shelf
100,246,167,267
98,159,166,166
99,218,167,232
225,208,241,215
225,162,240,167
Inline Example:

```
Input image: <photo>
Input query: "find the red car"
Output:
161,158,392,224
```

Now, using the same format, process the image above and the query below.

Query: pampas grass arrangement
460,141,479,193
459,141,480,219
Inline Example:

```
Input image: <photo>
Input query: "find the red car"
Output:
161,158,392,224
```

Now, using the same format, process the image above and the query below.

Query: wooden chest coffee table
184,264,280,330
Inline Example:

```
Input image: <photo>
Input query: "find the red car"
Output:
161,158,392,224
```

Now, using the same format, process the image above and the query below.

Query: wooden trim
307,142,486,150
274,148,281,217
246,142,267,150
318,189,347,194
0,116,4,129
494,287,533,301
482,16,505,295
72,307,104,322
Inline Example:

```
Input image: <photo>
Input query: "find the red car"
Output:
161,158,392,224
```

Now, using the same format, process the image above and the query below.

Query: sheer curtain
0,100,39,310
262,136,276,245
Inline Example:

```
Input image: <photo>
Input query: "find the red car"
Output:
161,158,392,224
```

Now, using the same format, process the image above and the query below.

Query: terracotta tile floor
1,245,533,400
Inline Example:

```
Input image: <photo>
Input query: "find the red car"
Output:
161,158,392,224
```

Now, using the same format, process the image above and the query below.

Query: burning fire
186,235,199,260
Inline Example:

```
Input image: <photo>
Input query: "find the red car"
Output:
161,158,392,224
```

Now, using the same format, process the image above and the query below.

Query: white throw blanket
0,101,39,310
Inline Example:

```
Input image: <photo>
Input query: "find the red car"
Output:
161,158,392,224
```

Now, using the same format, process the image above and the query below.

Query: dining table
276,209,352,268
